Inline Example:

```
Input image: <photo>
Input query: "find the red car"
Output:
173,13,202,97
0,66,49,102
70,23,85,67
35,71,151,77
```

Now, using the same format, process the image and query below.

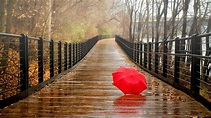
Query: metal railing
0,33,100,108
115,34,211,110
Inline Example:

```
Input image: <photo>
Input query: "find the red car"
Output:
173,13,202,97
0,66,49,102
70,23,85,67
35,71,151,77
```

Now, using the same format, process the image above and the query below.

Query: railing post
19,34,29,91
174,37,180,84
133,43,135,62
76,43,79,63
38,37,44,83
163,40,167,77
84,42,87,56
191,34,200,94
144,43,147,68
134,43,137,62
148,42,152,70
64,42,68,70
81,43,84,58
155,42,158,73
68,43,72,68
75,43,77,64
140,43,142,66
137,43,140,64
72,43,75,66
78,43,80,61
129,42,132,59
58,41,62,73
79,43,82,61
50,40,54,78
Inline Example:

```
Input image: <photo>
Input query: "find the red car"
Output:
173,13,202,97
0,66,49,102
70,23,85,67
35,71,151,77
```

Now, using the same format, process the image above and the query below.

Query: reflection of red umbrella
112,66,147,94
113,95,146,114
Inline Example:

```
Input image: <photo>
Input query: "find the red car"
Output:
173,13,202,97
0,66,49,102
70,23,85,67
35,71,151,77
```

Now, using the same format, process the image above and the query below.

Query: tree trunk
204,2,211,82
0,0,6,32
0,0,15,72
155,1,164,42
48,0,52,40
189,0,199,35
132,10,137,42
0,0,7,72
6,0,15,33
151,0,154,42
129,9,133,42
163,0,168,41
181,0,190,62
146,0,149,43
181,0,190,37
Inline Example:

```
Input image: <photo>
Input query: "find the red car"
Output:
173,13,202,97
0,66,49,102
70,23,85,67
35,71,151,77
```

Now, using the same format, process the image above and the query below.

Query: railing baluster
134,43,136,62
130,42,133,59
76,43,79,63
19,34,29,91
64,42,67,70
50,40,54,78
191,34,200,94
144,43,147,68
148,42,152,70
155,42,158,73
38,37,44,83
58,41,62,73
140,43,142,66
68,43,72,68
137,43,140,64
163,40,167,77
79,43,82,61
174,37,180,84
72,43,75,66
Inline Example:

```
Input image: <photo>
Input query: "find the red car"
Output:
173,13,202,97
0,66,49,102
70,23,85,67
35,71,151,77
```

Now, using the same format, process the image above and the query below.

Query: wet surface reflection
113,94,146,115
0,39,210,117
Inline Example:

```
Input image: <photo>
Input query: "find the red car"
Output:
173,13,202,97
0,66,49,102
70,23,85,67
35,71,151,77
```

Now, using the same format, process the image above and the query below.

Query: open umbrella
112,66,147,94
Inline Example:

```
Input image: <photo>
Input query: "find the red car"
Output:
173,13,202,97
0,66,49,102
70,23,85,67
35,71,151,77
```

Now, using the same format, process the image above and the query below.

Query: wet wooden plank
0,38,210,117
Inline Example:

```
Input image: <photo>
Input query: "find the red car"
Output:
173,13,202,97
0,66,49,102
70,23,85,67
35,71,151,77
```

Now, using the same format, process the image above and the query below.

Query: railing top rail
198,32,211,37
28,36,40,40
0,32,21,38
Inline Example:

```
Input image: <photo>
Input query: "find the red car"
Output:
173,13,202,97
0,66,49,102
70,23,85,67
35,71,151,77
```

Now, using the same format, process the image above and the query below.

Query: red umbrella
112,66,147,94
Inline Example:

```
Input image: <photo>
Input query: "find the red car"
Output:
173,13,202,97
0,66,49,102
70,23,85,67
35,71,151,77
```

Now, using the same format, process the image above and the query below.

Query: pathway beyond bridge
0,38,210,117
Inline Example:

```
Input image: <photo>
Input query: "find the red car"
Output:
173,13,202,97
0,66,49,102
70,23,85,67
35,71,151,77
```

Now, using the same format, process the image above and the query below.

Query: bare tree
151,0,155,42
204,1,211,82
181,0,190,37
146,0,150,43
0,0,15,72
6,0,15,33
169,0,182,39
136,0,145,42
155,0,164,42
125,0,134,41
189,0,200,35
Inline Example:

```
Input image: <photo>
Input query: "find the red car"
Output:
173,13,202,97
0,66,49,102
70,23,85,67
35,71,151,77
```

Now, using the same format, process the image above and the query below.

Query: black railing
115,34,211,110
0,33,100,108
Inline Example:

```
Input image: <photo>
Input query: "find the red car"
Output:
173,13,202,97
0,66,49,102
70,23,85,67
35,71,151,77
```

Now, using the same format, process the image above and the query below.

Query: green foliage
57,20,98,42
101,26,111,36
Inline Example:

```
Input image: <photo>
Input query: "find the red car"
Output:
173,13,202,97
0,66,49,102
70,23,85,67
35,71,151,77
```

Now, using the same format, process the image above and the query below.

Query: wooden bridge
0,38,210,117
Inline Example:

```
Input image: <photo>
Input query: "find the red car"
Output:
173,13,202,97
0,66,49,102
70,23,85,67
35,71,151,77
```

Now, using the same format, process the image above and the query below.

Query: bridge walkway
0,38,210,117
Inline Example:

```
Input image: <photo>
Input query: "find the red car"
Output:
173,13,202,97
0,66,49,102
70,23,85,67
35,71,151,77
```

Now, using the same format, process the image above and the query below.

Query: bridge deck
0,39,210,117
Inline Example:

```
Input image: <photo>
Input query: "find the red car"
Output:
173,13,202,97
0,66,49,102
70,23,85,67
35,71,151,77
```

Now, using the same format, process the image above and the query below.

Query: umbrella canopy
112,66,147,94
